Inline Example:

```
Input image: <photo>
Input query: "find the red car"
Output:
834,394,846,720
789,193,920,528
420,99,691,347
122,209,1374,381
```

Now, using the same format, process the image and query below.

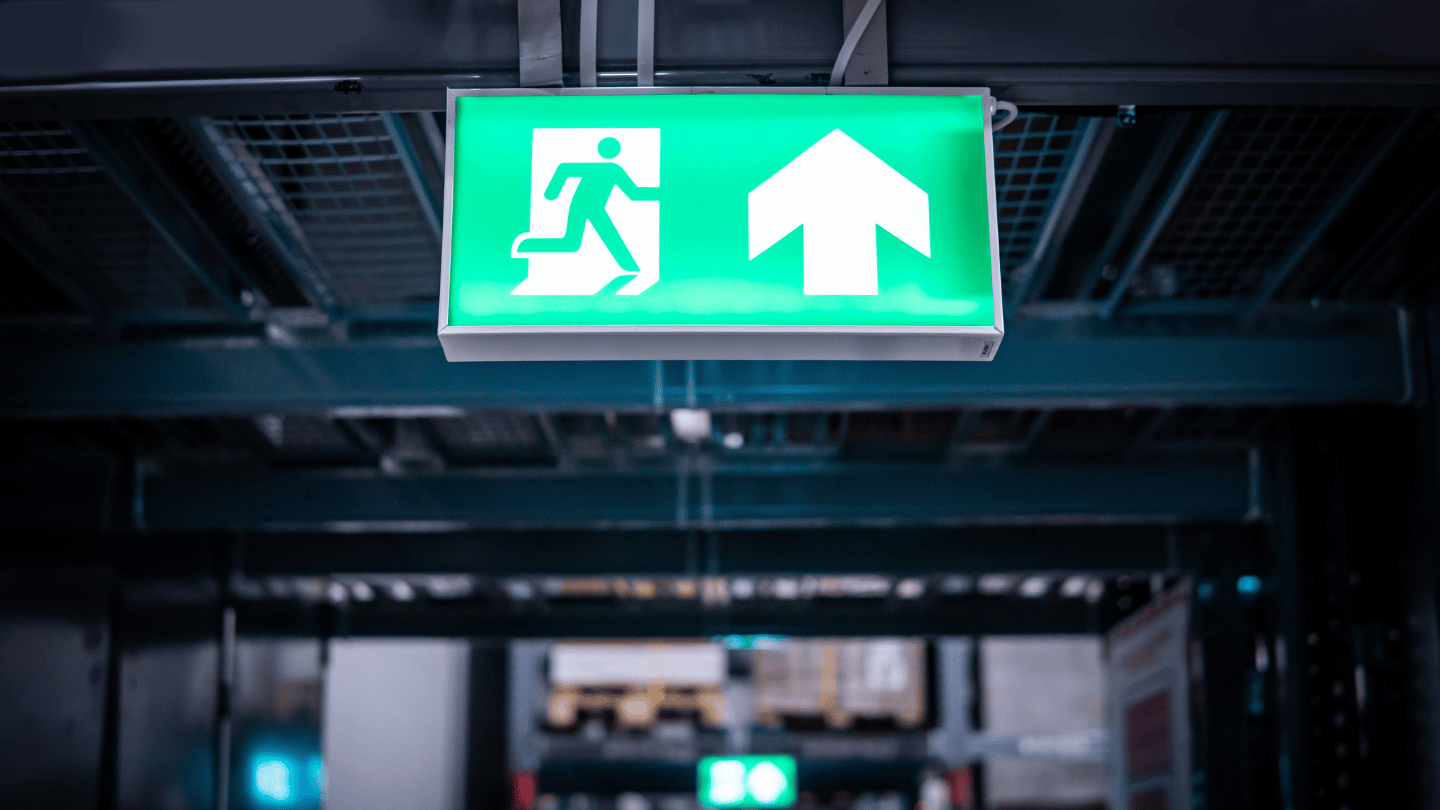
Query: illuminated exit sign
698,755,799,808
439,88,1003,361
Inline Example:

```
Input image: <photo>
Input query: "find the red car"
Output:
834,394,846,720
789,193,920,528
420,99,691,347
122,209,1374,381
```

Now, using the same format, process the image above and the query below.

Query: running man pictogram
516,136,660,272
510,128,661,296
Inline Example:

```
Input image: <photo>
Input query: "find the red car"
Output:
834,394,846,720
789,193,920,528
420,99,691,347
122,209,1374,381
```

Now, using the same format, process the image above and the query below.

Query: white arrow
748,129,930,295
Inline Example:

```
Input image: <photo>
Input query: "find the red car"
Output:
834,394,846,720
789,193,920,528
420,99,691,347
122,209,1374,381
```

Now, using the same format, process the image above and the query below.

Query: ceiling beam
139,459,1250,531
3,0,1440,115
4,64,1440,122
0,326,1406,418
230,595,1099,638
229,524,1246,576
5,0,1440,117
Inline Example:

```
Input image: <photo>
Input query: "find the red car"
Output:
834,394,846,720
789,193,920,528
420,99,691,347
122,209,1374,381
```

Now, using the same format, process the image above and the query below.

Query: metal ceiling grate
1135,107,1392,300
0,121,219,313
430,412,543,455
257,415,369,459
149,118,312,308
201,114,440,307
993,113,1092,279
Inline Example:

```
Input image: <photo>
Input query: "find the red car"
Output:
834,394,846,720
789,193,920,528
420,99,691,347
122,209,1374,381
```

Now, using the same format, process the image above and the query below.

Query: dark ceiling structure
0,0,1436,578
4,0,1439,620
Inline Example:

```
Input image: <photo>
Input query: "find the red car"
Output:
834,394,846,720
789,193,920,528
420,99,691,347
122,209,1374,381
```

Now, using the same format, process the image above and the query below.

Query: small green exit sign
698,755,798,808
439,88,1004,362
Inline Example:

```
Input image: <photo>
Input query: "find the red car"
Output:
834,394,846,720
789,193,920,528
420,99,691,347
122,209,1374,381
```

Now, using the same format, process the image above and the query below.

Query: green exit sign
698,755,799,808
439,88,1003,361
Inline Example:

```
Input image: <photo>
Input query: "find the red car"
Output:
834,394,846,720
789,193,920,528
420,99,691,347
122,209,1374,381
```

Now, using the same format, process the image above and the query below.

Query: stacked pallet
753,638,925,729
546,640,727,730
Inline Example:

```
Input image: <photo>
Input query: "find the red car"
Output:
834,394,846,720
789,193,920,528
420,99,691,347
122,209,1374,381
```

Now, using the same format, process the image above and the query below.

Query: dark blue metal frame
0,327,1407,417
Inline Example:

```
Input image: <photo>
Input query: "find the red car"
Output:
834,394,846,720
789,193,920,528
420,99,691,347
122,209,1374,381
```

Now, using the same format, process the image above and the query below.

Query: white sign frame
438,86,1005,362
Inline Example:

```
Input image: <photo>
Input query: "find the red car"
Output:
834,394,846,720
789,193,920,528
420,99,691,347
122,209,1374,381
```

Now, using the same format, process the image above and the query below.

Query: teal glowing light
307,755,326,795
1237,575,1262,595
253,755,294,805
242,729,324,810
715,634,788,650
251,751,325,808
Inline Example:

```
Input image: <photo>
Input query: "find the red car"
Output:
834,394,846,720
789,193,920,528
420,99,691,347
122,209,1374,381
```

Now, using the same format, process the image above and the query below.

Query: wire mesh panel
1136,107,1393,300
0,121,219,312
200,114,440,308
430,411,543,457
256,415,371,462
993,113,1092,281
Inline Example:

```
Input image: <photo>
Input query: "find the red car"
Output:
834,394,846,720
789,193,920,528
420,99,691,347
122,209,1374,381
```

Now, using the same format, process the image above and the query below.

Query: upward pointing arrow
748,129,930,295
